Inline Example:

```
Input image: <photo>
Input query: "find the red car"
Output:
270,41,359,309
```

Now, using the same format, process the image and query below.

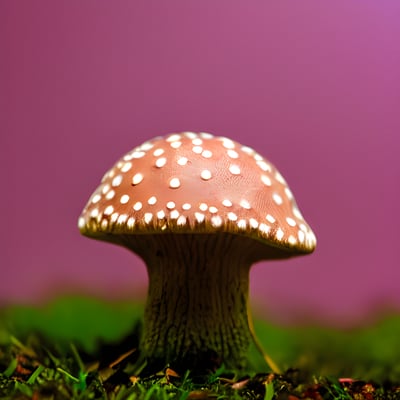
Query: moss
1,296,400,399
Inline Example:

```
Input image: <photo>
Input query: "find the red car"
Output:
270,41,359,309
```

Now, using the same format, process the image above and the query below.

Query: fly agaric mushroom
78,132,316,374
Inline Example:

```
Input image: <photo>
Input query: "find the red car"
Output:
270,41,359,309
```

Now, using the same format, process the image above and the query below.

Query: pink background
2,1,399,326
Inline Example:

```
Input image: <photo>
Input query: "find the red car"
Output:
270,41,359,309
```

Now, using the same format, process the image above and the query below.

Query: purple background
2,1,399,326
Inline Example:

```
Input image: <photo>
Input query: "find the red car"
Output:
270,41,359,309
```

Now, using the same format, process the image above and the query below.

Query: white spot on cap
182,203,191,210
222,199,232,207
229,164,241,175
192,138,203,146
170,210,179,219
91,194,101,204
276,228,284,240
286,217,296,227
153,148,164,157
299,223,308,232
259,223,270,234
200,170,212,180
140,141,154,151
284,187,293,200
307,231,317,246
121,162,132,173
195,212,205,223
169,177,181,189
200,132,214,139
293,206,303,220
144,213,153,224
131,151,145,159
102,184,111,194
184,132,197,139
105,190,115,200
241,146,254,155
148,196,157,205
201,150,213,158
221,138,235,149
90,208,99,218
237,219,247,229
261,175,272,186
249,218,259,229
117,214,128,224
132,173,143,185
112,175,123,187
272,193,283,205
155,157,167,168
133,201,142,211
157,210,166,219
227,149,239,159
103,168,115,181
199,203,208,211
192,146,203,154
170,141,182,149
104,205,114,215
288,235,297,245
298,230,305,243
120,194,130,204
177,157,188,166
101,219,108,230
240,199,251,209
78,217,85,229
110,212,119,223
266,214,276,224
209,206,218,214
127,217,135,228
177,215,187,225
166,134,181,142
257,161,271,172
275,172,286,184
227,212,238,221
211,215,223,227
166,201,175,209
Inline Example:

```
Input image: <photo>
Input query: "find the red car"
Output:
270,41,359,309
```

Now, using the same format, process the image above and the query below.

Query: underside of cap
79,214,316,259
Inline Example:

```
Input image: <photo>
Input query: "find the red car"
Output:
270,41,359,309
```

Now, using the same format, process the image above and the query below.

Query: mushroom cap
78,132,316,258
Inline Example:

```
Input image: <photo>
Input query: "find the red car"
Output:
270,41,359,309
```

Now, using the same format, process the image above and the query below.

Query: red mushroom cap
78,132,316,257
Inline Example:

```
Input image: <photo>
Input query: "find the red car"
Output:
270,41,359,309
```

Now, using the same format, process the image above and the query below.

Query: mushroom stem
123,232,263,374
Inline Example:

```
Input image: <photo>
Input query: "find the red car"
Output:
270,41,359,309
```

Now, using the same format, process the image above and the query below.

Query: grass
1,296,400,399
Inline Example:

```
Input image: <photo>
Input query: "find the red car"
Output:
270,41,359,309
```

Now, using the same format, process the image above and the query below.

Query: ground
1,297,399,399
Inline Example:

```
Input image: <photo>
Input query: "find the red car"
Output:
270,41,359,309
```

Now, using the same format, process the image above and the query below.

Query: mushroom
78,132,316,374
